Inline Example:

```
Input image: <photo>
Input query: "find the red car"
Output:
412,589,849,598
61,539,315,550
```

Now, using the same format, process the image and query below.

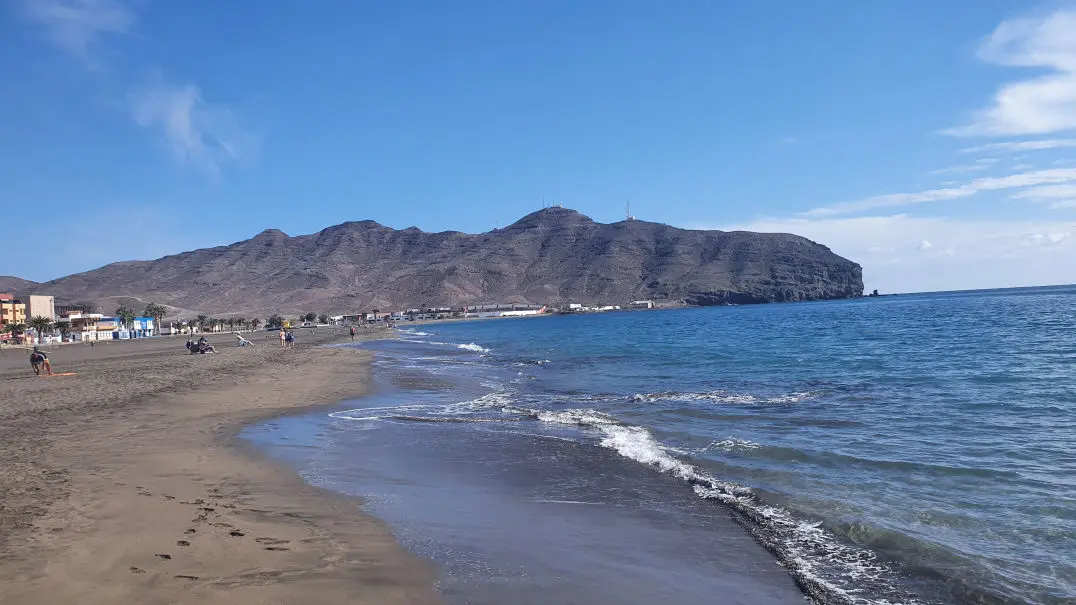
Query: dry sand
0,330,439,604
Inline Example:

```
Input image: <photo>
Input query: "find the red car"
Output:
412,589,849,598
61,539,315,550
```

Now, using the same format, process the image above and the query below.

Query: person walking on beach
350,326,356,341
279,327,286,349
284,330,296,349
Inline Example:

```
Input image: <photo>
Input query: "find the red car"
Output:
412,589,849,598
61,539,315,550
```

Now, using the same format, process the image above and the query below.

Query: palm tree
3,322,27,343
53,320,71,340
235,317,247,331
143,303,166,333
318,314,328,325
250,318,262,331
28,316,53,344
115,306,136,330
195,315,208,333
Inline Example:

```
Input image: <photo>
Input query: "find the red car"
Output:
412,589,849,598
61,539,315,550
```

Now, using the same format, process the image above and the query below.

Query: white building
27,295,56,321
630,300,655,309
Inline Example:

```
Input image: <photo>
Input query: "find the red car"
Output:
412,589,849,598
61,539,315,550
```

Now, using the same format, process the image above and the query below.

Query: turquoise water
250,286,1076,604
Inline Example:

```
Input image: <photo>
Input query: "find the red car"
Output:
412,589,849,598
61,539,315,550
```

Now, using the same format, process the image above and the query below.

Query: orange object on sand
43,372,78,377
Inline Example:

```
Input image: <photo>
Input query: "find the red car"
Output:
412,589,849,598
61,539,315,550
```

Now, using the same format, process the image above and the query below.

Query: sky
3,1,1076,293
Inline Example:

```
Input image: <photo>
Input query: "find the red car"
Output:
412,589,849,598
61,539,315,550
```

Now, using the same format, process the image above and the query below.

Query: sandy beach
0,331,439,604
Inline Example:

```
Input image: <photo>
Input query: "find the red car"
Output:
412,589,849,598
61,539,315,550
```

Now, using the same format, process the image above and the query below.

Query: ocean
243,286,1076,605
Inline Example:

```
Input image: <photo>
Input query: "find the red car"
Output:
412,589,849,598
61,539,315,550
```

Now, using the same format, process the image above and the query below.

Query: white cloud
959,138,1076,154
804,167,1076,216
1011,183,1076,209
947,10,1076,137
704,215,1076,293
21,0,132,63
129,75,254,174
929,161,994,175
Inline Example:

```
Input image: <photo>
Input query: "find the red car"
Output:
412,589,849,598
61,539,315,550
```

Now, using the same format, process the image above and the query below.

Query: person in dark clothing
30,347,53,375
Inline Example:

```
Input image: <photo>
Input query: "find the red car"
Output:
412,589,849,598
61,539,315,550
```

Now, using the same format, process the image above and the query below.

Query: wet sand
0,332,439,604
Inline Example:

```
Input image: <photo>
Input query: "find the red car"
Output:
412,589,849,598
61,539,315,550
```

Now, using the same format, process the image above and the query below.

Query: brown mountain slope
0,276,37,294
33,208,863,316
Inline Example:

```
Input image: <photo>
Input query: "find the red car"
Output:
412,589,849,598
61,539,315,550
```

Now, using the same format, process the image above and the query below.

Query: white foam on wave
330,404,436,421
631,390,816,405
534,408,620,426
598,425,698,480
457,342,492,353
705,438,763,453
399,329,432,336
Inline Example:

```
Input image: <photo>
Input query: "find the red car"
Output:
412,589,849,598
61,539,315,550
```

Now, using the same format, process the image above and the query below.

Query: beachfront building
630,300,655,309
130,317,156,337
465,304,547,318
61,312,105,341
26,294,56,321
1,293,27,341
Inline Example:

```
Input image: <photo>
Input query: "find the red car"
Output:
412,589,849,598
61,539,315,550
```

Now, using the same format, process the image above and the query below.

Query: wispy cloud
20,0,133,64
947,9,1076,137
129,75,254,175
1011,183,1076,209
959,138,1076,154
804,168,1076,216
928,158,998,175
20,1,254,175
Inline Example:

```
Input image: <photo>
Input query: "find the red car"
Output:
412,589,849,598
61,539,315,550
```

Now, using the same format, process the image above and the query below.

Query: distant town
0,293,658,346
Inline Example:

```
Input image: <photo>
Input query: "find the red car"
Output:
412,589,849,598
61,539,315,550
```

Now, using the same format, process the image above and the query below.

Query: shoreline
0,332,440,604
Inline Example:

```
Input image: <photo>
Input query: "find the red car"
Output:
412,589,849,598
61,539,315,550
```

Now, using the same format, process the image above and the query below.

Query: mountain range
16,208,863,317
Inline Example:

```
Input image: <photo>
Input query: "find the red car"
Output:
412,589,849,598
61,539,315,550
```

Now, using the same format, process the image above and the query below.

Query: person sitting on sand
235,333,255,347
30,346,53,375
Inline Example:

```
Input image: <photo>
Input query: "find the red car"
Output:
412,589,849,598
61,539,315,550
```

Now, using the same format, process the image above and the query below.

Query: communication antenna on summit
626,200,636,221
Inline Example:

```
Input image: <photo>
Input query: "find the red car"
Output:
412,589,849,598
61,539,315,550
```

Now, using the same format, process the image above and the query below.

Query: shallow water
246,285,1076,604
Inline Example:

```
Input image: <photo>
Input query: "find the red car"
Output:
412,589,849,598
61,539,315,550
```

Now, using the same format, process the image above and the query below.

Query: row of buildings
331,301,656,323
0,294,156,344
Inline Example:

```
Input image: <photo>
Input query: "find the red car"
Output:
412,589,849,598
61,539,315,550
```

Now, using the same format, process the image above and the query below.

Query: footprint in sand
255,537,290,546
163,495,175,501
155,554,172,560
264,546,290,551
184,528,196,534
229,530,245,537
176,540,190,547
174,575,199,580
129,567,146,574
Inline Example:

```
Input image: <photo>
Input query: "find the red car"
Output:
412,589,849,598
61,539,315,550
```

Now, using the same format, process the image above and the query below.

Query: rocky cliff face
32,208,863,316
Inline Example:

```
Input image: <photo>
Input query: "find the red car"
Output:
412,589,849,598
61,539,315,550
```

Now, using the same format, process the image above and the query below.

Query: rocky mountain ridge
26,208,863,316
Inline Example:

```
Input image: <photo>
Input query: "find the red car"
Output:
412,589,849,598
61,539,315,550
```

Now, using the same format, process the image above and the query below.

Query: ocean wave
703,438,763,453
534,408,621,426
528,408,929,605
399,329,433,336
457,342,492,353
631,390,816,405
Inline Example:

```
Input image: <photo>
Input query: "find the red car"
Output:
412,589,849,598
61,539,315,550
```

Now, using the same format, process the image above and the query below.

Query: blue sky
3,1,1076,293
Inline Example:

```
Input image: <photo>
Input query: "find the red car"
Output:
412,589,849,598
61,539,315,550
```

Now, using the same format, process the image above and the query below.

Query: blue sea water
245,286,1076,605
